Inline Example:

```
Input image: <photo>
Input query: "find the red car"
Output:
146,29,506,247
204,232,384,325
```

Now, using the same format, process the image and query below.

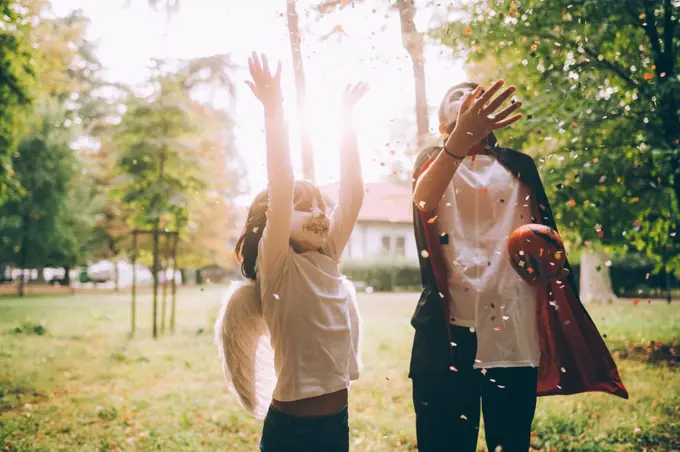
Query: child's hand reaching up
342,82,370,117
245,52,283,111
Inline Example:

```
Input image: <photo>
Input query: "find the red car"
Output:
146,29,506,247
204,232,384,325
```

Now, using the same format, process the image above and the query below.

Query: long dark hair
234,180,327,280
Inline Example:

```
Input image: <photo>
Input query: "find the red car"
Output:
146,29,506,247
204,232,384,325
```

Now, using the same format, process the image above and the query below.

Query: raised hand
245,52,283,109
451,80,523,152
342,82,370,115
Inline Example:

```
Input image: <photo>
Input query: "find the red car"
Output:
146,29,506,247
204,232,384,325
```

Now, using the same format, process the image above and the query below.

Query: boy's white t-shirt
257,199,362,403
436,154,540,369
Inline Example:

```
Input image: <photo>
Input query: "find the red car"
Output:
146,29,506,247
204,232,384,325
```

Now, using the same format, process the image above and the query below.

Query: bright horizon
52,0,468,204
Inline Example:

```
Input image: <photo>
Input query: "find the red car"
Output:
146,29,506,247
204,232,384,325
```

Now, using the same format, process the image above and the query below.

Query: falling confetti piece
465,27,472,35
481,368,487,375
498,385,505,389
469,327,476,333
421,250,430,258
427,216,438,224
644,73,653,80
568,199,576,207
502,316,510,320
460,414,468,420
560,367,566,372
633,298,640,306
273,294,280,300
450,365,458,372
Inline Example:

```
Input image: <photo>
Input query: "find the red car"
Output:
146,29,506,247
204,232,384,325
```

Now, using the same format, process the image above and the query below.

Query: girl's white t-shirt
436,154,540,369
257,204,362,403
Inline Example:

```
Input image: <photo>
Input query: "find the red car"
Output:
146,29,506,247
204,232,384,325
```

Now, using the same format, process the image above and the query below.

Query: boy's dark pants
412,325,538,452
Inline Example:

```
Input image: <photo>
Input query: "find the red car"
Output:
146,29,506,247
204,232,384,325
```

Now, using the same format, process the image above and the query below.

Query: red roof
320,181,413,224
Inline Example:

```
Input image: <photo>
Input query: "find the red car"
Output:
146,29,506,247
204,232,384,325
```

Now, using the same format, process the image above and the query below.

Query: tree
432,0,679,301
87,142,134,292
114,74,203,338
114,55,240,337
315,0,431,147
286,0,316,182
0,99,80,296
0,0,38,203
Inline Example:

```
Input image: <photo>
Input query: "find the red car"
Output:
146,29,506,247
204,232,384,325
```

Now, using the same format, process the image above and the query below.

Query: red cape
412,144,628,399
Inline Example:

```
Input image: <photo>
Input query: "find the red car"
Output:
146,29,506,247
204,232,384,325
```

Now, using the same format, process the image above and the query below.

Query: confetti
560,367,566,373
460,414,468,420
420,250,430,258
450,365,458,372
427,216,438,224
469,327,476,333
273,294,280,300
465,27,472,35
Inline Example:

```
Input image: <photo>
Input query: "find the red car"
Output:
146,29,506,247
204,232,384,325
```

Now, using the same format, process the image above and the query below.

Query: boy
409,81,627,452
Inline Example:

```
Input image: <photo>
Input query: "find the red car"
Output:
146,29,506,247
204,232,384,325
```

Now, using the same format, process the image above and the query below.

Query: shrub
341,259,421,292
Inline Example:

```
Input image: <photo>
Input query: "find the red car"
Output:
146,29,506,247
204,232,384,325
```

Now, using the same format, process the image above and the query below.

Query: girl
215,52,368,452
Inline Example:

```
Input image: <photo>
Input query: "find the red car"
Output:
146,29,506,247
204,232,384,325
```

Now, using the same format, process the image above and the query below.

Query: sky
51,0,468,202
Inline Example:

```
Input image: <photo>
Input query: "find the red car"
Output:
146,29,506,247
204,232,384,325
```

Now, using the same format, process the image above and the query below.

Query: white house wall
342,222,418,261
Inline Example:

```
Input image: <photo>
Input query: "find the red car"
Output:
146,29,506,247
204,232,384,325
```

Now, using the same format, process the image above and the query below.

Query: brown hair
234,180,327,280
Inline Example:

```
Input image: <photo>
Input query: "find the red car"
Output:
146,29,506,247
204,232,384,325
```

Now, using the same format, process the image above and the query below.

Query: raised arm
324,83,369,260
246,53,294,275
413,81,523,212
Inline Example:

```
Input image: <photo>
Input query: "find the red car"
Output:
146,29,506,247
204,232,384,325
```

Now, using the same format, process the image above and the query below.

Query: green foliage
0,0,38,201
341,258,421,291
113,85,203,233
432,0,680,275
0,99,81,271
111,56,243,269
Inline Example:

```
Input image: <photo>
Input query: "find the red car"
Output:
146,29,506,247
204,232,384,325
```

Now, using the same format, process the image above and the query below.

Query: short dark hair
437,82,481,126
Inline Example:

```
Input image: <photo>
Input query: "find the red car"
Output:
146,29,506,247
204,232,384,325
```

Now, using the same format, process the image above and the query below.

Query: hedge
342,254,679,297
341,259,421,292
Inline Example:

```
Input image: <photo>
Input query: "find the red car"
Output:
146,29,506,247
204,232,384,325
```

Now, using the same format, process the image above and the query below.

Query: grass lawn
1,286,678,451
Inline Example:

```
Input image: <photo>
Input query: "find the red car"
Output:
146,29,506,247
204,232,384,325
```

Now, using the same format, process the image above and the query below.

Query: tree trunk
665,265,672,304
36,267,46,284
579,248,618,303
131,232,137,336
152,221,160,339
18,233,28,298
396,0,429,149
114,259,120,293
160,243,168,335
18,271,25,297
196,268,203,285
170,234,178,333
63,265,71,286
286,0,315,182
